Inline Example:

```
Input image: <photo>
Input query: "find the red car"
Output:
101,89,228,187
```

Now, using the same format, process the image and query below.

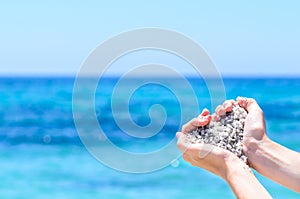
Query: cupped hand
235,97,267,143
178,98,269,168
176,131,240,179
213,97,269,166
177,108,242,179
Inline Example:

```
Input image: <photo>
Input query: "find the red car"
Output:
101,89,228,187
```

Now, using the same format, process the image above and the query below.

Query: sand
186,105,248,164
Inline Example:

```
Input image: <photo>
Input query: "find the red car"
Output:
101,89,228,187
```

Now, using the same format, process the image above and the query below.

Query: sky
0,0,300,77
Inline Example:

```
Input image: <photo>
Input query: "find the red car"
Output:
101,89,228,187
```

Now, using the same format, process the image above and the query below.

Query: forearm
246,138,300,193
224,156,272,199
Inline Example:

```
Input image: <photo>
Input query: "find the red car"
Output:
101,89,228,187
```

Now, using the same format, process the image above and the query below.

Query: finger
177,134,191,151
236,97,266,133
236,96,247,108
181,116,211,133
215,105,226,116
176,131,185,140
223,100,235,112
199,108,210,117
176,138,185,151
211,113,219,122
196,115,211,126
181,121,195,134
236,97,261,113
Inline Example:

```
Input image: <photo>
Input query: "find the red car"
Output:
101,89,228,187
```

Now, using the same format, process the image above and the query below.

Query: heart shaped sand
186,105,248,164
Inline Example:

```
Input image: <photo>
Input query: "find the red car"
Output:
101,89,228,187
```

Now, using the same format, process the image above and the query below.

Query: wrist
222,155,251,182
223,155,272,199
243,136,272,168
243,135,269,156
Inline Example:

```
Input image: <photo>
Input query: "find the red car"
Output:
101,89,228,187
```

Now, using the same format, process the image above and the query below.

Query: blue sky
1,0,300,76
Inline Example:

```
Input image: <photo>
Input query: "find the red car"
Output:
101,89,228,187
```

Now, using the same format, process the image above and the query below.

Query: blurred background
1,1,300,198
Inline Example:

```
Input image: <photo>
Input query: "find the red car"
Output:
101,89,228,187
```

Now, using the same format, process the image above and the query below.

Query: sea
0,76,299,199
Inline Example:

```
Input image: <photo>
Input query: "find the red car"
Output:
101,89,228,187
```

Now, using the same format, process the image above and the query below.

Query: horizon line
1,73,300,79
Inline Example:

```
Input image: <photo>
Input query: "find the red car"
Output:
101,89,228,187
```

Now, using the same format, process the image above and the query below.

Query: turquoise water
0,77,299,198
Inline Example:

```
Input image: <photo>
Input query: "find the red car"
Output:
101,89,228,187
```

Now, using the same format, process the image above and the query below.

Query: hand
177,108,242,179
215,97,269,166
179,97,269,168
176,106,273,198
236,98,300,193
177,131,241,179
235,97,268,149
